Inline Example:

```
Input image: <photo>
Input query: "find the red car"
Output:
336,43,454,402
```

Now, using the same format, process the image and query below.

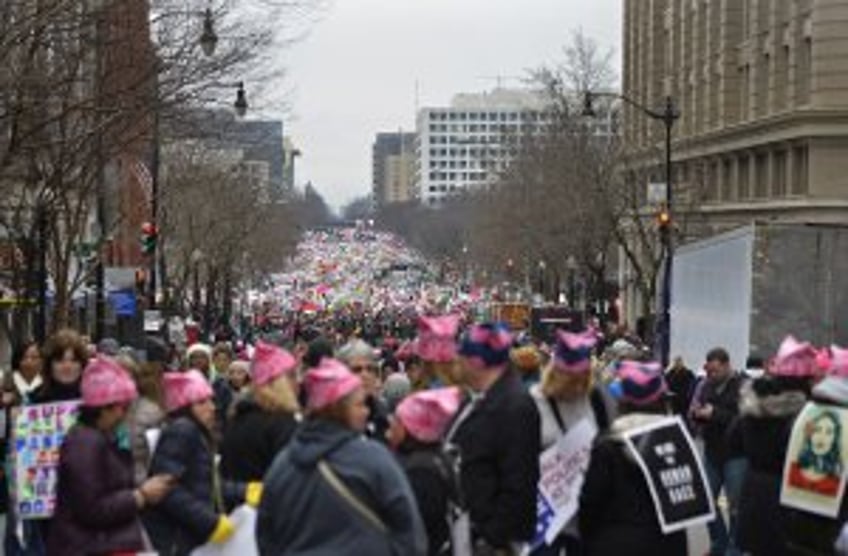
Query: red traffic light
141,222,157,236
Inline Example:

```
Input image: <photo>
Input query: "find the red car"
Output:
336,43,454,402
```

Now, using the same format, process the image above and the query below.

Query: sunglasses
350,364,378,374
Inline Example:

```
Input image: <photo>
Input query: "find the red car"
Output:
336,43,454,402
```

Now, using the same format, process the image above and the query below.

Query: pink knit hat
553,329,599,374
771,336,822,377
81,356,138,408
396,387,462,443
826,345,848,378
616,360,668,405
251,341,297,387
304,358,362,411
416,315,460,363
163,370,214,413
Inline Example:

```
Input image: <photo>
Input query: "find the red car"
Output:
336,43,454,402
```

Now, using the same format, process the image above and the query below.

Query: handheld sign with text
780,402,848,518
622,416,714,534
12,400,81,519
532,419,595,547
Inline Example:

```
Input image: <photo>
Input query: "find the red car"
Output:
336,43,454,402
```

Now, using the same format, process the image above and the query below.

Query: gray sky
283,0,621,209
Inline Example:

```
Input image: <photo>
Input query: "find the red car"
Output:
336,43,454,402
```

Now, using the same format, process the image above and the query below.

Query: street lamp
199,8,218,57
583,91,680,367
566,255,578,310
537,260,546,300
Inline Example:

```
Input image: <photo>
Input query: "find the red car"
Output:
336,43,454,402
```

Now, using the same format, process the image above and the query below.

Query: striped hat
615,360,668,406
459,322,513,371
553,329,598,374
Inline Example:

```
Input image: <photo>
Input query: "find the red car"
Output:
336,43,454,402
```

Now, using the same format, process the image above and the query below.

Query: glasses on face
350,364,378,375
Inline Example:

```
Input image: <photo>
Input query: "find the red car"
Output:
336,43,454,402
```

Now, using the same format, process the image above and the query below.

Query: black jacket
220,397,298,482
400,445,456,556
446,369,540,548
143,416,246,556
579,413,687,556
665,367,696,416
736,378,808,556
692,373,745,465
366,394,391,443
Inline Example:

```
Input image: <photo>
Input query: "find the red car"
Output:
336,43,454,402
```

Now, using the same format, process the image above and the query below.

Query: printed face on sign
788,409,843,497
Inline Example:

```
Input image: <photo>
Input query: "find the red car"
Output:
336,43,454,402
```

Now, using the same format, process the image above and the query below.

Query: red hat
771,336,822,378
81,356,138,408
163,370,213,413
251,341,297,387
417,315,459,363
396,387,462,443
304,359,362,411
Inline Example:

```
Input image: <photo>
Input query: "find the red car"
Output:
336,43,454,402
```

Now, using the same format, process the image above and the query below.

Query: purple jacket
47,424,144,556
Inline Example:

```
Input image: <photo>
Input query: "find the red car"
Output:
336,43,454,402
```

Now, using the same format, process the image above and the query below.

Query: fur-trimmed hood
739,379,808,418
608,412,668,441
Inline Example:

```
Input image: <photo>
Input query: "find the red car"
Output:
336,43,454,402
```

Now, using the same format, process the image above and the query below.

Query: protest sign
532,419,595,547
622,416,714,534
191,505,258,556
12,400,80,519
780,402,848,518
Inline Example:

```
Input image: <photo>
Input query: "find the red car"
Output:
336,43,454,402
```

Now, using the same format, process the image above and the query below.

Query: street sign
144,310,164,333
648,182,668,205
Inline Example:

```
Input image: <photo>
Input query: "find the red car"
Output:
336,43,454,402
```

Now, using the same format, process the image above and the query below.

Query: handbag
317,459,388,533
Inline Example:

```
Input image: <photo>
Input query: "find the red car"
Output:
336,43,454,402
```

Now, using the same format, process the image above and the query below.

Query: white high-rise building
415,89,554,206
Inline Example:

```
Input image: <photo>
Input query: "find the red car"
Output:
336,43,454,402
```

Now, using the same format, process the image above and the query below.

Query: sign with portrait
780,402,848,518
12,401,80,519
622,416,715,534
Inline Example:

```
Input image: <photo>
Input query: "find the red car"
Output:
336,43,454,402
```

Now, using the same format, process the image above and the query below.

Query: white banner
191,505,258,556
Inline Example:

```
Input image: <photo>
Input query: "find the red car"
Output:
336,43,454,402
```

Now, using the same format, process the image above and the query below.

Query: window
755,152,769,198
722,159,733,201
773,150,787,197
792,145,808,194
738,156,750,199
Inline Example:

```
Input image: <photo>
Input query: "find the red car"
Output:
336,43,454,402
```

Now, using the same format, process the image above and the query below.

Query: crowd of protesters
0,316,845,556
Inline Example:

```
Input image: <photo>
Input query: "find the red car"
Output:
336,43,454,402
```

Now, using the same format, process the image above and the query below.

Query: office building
623,0,848,230
372,132,416,205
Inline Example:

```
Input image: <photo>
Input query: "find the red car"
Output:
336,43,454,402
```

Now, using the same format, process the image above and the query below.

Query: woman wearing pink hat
220,342,301,482
736,336,823,556
257,358,427,556
47,357,174,556
143,370,261,556
387,387,463,556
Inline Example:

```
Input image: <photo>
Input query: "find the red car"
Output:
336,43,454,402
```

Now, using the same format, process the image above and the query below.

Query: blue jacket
256,419,427,556
143,416,245,556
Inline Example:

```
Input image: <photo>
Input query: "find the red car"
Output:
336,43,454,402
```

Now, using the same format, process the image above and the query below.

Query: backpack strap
318,459,388,534
590,388,610,431
547,397,567,433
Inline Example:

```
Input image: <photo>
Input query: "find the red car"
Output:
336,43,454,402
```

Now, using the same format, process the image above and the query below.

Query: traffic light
657,207,672,233
140,222,157,255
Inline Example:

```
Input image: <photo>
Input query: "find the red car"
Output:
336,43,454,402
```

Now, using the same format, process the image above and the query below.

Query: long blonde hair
541,363,593,401
254,375,300,414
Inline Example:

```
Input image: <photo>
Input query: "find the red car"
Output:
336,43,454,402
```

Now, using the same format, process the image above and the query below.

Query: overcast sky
281,0,621,209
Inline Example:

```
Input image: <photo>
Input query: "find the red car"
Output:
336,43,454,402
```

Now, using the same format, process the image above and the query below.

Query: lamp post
566,255,578,310
537,260,546,301
583,91,680,367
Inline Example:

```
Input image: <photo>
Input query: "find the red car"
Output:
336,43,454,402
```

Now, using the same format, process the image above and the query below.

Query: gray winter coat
256,418,428,556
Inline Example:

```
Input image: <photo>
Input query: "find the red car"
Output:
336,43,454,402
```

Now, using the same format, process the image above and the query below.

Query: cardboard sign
780,402,848,518
622,416,715,534
532,419,595,546
12,401,80,519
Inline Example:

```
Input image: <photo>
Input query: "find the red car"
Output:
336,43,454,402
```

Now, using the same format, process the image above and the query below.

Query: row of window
429,160,498,169
428,123,542,134
427,171,488,181
428,148,517,158
428,111,551,122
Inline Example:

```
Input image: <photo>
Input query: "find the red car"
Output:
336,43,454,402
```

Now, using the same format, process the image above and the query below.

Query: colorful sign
12,401,80,519
622,416,715,534
781,402,848,518
532,419,595,547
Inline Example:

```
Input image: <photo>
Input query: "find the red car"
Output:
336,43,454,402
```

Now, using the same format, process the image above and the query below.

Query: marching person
4,341,43,404
530,328,607,556
31,329,88,404
414,315,460,390
788,344,848,555
689,347,747,556
511,343,543,388
736,336,821,556
47,357,173,555
220,342,300,482
143,370,261,556
387,387,463,556
337,339,391,441
579,360,687,556
186,343,232,433
447,322,540,555
256,358,427,555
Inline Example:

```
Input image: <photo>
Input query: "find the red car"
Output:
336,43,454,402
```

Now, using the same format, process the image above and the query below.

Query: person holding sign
529,328,608,555
783,344,848,555
578,360,688,556
143,370,261,556
736,336,821,556
47,357,173,556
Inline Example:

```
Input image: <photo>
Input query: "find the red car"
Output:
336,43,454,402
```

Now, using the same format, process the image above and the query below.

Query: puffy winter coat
399,444,456,556
579,413,688,556
220,396,298,482
47,424,144,556
736,378,808,556
446,369,541,548
256,418,427,556
143,416,246,556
